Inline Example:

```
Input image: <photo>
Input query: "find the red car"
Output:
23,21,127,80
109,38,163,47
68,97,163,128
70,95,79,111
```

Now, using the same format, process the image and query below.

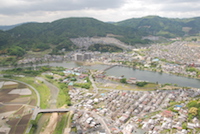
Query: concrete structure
75,53,84,61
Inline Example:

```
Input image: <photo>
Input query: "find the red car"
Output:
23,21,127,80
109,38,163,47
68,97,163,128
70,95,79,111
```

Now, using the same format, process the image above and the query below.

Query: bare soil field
0,89,19,103
7,118,20,126
7,114,32,134
18,113,32,126
7,118,21,134
40,113,59,134
0,105,22,113
17,83,27,89
10,97,30,104
14,106,24,115
0,81,36,134
0,88,12,95
29,99,36,106
15,125,27,134
2,81,18,89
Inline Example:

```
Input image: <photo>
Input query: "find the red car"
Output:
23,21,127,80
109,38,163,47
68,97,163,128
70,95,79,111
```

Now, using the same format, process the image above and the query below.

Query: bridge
31,107,74,120
38,108,71,113
102,65,117,72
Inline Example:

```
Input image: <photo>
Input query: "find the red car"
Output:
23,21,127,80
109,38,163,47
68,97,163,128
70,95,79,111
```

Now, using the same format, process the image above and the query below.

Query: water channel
0,62,199,88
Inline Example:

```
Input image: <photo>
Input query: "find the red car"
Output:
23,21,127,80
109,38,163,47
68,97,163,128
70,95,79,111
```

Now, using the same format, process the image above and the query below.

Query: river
106,66,200,88
0,62,199,88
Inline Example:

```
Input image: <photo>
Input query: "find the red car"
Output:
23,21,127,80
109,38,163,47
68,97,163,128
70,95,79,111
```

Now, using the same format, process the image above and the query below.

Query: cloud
0,0,199,25
0,0,125,15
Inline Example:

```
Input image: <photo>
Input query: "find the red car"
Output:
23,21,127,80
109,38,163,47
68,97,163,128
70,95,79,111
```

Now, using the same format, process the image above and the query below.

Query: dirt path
64,111,73,134
36,77,59,108
40,113,58,134
35,77,60,134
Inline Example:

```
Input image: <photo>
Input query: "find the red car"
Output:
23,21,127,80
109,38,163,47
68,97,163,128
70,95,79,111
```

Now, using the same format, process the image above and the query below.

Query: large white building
74,53,92,61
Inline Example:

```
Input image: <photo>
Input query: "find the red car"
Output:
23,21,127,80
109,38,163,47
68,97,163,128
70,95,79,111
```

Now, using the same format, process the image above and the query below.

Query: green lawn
15,77,50,109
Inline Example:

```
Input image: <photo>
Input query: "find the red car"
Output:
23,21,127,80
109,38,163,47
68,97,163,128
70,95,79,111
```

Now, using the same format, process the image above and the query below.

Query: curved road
0,78,41,134
1,76,111,134
0,78,40,107
88,74,111,134
89,74,99,97
36,77,59,108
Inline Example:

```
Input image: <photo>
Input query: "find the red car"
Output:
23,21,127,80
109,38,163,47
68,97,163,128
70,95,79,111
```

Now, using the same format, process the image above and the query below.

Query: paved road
89,74,99,98
87,74,111,133
77,109,111,134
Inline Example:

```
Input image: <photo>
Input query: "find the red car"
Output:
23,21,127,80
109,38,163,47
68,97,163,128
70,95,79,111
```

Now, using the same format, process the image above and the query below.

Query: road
76,109,111,134
36,77,59,108
1,76,111,133
0,78,40,107
89,74,99,98
0,78,41,134
86,74,111,133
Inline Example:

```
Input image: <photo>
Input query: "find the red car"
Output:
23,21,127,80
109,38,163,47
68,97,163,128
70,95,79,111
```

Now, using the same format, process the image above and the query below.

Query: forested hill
0,24,21,31
0,17,146,54
116,16,200,38
7,17,143,39
1,16,200,56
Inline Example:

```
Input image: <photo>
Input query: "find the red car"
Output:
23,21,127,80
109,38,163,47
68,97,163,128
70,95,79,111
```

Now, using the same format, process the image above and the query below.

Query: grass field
184,35,200,41
53,114,67,134
97,82,158,91
15,77,50,109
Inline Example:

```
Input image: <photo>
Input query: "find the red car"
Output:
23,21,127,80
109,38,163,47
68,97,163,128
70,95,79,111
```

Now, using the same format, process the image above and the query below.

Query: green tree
120,78,127,83
8,46,26,57
136,81,148,87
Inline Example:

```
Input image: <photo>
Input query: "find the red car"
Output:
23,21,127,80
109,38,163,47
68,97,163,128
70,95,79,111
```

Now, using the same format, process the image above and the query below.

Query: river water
106,66,200,88
1,62,199,88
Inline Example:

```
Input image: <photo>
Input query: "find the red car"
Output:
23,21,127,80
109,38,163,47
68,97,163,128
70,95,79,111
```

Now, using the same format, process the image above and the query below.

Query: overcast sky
0,0,200,25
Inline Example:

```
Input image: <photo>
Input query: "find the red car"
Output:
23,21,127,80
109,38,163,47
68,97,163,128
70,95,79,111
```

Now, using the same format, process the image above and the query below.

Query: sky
0,0,200,25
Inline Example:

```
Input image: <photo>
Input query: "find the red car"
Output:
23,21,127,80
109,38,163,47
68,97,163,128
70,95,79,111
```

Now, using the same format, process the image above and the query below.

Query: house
119,114,129,123
122,124,133,134
79,74,88,79
187,123,196,129
68,82,74,90
161,110,173,118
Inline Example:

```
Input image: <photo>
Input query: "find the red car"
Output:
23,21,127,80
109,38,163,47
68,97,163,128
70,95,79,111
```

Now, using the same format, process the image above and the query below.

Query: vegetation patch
47,81,71,107
53,114,67,134
136,81,148,87
88,43,123,52
16,77,50,108
1,66,51,77
187,99,200,120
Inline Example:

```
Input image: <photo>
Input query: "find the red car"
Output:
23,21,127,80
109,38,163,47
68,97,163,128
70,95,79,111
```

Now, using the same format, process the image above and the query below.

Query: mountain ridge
116,15,200,37
0,16,200,56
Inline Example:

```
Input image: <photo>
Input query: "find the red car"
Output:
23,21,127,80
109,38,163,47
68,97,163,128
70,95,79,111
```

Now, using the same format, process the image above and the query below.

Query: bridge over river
31,107,74,120
102,65,117,72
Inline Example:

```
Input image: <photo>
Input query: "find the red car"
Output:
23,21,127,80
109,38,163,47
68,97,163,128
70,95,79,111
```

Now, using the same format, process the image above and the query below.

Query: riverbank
103,62,200,80
1,61,200,88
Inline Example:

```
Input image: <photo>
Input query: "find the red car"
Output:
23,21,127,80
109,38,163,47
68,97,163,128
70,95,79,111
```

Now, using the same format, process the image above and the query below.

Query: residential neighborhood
41,64,200,134
1,40,200,134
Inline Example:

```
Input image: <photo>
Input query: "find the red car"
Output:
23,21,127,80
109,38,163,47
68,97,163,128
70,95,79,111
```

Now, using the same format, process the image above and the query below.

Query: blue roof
75,73,80,76
175,105,182,107
152,59,159,62
68,82,74,86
